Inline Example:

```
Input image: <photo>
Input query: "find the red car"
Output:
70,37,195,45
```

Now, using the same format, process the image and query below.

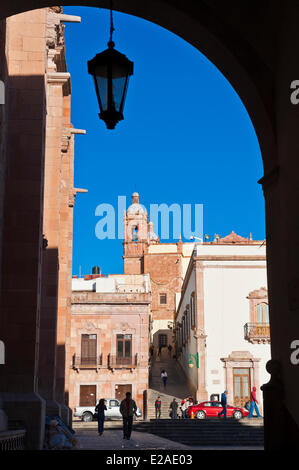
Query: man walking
218,390,228,419
169,398,178,419
120,392,137,440
155,396,162,420
248,386,261,418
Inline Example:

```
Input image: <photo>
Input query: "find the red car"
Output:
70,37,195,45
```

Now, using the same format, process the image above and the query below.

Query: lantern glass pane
111,64,128,112
95,64,108,111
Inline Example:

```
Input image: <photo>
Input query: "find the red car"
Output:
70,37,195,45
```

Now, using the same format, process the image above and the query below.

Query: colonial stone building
69,273,151,412
175,232,270,411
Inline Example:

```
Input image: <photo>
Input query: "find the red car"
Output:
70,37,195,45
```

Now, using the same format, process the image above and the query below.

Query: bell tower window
132,225,139,241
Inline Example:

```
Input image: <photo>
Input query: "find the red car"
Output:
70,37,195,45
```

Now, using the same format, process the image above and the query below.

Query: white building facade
175,232,270,413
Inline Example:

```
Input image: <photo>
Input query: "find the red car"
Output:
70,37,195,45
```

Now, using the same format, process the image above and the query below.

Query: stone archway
0,0,299,450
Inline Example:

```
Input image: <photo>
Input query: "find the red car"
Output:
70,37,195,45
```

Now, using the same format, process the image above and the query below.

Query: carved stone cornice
247,286,268,299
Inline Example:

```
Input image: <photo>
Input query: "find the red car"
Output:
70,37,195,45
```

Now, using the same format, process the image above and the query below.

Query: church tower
123,192,149,274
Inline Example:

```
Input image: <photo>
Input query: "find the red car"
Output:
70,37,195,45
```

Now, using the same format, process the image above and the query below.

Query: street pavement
74,427,264,451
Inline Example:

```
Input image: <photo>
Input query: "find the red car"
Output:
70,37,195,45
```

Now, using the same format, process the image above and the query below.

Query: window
109,400,119,408
183,315,187,343
117,334,132,359
132,225,138,241
256,303,269,324
160,293,167,305
190,294,195,327
81,334,97,365
159,334,168,347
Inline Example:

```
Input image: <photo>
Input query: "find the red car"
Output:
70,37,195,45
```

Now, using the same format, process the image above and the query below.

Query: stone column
260,0,299,449
0,9,47,450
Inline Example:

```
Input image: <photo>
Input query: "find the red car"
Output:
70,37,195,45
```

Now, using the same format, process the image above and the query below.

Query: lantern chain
109,0,115,45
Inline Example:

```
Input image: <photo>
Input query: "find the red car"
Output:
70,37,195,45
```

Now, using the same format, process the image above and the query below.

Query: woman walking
95,398,107,436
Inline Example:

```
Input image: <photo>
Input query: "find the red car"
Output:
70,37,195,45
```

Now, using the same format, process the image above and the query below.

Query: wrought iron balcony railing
244,322,270,344
108,353,138,369
0,430,26,450
72,354,103,370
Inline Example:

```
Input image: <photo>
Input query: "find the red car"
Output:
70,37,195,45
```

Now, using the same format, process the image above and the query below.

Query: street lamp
188,353,199,368
87,3,134,129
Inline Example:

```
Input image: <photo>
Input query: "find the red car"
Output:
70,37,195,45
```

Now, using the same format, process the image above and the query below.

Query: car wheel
195,410,206,419
233,410,243,420
82,412,93,422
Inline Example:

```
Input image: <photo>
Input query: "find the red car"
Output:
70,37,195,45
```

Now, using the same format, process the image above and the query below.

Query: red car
186,401,249,420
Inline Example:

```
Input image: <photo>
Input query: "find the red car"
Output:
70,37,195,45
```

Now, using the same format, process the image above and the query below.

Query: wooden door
79,385,96,406
115,384,132,401
233,368,250,408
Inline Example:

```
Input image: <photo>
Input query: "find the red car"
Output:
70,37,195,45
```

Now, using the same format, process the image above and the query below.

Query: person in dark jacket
155,396,162,420
248,386,261,418
169,398,178,419
95,398,107,435
120,392,137,440
218,390,228,419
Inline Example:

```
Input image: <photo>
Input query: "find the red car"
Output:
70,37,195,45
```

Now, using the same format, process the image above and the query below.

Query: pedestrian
149,343,154,357
168,344,172,356
95,398,107,436
181,398,190,419
120,392,137,440
218,390,228,419
158,345,162,356
169,398,178,419
155,396,162,420
161,369,168,388
248,386,261,418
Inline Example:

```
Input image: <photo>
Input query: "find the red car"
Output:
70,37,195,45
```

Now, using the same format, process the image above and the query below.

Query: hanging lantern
87,4,134,129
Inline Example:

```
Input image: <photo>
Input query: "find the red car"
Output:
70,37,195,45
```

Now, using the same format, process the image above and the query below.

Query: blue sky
63,6,265,276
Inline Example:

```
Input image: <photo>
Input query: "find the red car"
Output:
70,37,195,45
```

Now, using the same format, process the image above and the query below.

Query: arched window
132,225,138,241
255,303,269,324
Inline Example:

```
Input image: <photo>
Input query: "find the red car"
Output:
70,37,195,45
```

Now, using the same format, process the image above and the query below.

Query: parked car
74,398,142,422
186,401,249,420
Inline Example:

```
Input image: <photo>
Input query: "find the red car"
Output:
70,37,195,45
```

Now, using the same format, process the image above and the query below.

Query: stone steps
134,419,264,446
147,388,185,419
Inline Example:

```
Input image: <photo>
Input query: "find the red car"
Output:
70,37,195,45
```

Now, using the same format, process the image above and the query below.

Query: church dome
127,192,147,215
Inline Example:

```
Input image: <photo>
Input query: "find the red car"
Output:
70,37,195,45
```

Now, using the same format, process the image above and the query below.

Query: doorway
79,385,96,406
233,368,250,408
115,384,132,401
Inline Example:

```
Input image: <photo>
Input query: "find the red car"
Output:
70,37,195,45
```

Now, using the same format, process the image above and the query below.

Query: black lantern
87,5,133,129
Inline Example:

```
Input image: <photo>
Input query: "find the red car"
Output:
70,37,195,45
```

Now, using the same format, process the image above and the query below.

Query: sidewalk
75,428,264,451
76,428,189,450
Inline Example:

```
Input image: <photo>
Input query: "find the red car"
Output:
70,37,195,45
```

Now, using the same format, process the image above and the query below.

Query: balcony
244,323,270,344
0,430,26,450
72,354,103,372
108,353,138,369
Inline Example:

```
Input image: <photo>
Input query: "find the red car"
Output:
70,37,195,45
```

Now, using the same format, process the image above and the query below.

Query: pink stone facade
69,289,151,411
